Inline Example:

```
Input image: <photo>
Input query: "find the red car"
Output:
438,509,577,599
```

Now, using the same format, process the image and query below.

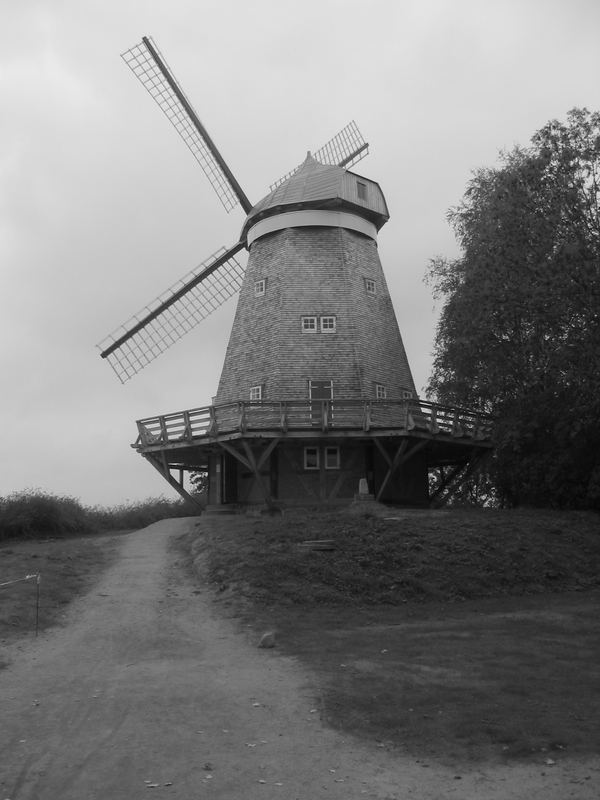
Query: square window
325,446,340,470
357,181,368,201
249,385,262,401
365,278,376,295
320,316,336,333
254,279,266,297
304,446,319,470
302,316,318,333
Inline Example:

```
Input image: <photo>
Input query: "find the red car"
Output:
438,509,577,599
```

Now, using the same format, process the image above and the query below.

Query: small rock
258,631,276,648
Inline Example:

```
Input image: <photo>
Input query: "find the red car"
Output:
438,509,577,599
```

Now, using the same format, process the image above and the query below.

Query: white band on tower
246,209,378,246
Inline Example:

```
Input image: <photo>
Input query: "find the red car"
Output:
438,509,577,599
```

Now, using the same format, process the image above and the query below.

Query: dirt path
0,519,596,799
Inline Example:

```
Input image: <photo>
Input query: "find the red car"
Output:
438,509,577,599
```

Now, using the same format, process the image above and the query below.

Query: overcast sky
2,0,599,507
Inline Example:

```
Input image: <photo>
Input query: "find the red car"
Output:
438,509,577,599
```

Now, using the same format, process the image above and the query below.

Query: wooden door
309,380,333,427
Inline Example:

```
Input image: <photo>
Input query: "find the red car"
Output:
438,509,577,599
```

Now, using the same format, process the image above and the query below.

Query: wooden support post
218,441,252,471
144,455,203,509
429,449,488,508
374,439,428,502
241,441,274,507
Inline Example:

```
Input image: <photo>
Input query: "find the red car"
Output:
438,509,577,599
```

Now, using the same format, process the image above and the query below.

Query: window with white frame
320,316,336,333
365,278,376,295
254,278,266,297
324,446,340,470
301,316,318,333
375,383,387,399
304,446,319,470
249,385,262,401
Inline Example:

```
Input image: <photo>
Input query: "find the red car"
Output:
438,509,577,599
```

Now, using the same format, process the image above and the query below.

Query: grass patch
185,506,600,763
0,532,123,659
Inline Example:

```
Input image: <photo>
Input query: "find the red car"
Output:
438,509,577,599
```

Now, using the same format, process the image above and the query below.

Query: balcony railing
134,399,492,448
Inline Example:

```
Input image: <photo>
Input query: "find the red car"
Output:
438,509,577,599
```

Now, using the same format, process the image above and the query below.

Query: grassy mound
192,507,600,608
186,507,600,763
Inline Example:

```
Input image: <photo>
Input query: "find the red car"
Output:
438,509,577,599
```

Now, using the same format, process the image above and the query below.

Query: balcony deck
133,398,493,452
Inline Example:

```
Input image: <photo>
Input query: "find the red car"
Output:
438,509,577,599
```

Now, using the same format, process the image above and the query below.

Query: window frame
375,383,387,400
249,385,262,401
301,316,318,333
254,278,266,297
324,446,340,470
303,446,320,470
365,278,376,295
320,315,337,333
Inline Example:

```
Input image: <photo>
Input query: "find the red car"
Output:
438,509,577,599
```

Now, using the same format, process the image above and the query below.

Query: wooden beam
430,449,489,508
375,439,428,502
144,455,203,509
241,441,274,507
429,462,467,505
328,447,359,500
218,441,252,471
255,438,281,470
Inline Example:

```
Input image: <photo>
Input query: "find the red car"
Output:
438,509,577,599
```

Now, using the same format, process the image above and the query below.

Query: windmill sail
121,37,252,213
269,120,369,191
98,243,245,383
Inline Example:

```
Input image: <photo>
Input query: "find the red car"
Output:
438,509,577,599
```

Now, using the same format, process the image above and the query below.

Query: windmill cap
241,154,389,242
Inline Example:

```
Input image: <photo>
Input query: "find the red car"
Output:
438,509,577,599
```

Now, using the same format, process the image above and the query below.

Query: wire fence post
35,573,41,637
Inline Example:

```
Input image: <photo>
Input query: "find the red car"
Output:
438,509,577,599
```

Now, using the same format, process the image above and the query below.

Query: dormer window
357,181,368,201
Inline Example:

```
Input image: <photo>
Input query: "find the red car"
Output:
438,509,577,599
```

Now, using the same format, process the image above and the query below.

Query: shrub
0,490,201,541
86,496,200,531
0,489,94,540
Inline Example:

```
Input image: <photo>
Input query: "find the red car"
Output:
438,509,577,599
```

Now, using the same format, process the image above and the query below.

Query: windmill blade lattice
122,38,251,213
269,120,369,191
98,244,245,383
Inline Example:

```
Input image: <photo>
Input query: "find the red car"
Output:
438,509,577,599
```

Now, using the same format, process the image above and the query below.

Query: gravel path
0,519,597,799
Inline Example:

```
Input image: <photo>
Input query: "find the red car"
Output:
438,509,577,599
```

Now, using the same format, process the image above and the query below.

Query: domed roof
241,153,389,241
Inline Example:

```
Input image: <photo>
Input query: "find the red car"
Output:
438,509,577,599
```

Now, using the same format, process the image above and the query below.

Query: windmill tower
99,37,492,509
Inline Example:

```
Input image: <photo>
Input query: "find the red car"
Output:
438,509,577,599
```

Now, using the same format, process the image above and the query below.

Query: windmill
99,36,492,509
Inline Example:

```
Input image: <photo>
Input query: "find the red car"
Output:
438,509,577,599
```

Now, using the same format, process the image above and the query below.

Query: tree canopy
428,108,600,508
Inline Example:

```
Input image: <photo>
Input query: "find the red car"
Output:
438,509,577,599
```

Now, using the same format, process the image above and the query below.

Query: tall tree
428,108,600,508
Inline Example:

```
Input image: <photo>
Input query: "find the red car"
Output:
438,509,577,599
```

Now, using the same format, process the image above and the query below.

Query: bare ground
0,518,598,799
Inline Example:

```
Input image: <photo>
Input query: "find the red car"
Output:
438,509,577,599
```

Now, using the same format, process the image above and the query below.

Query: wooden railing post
183,410,192,441
363,400,372,432
280,401,288,432
137,422,148,446
159,416,168,443
208,405,218,436
238,402,247,434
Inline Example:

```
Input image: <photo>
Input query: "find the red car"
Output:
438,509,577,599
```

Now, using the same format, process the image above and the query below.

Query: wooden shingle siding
215,225,417,404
